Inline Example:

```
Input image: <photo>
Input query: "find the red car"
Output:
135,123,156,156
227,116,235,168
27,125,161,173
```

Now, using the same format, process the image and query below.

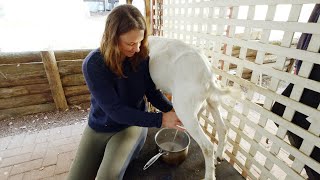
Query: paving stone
48,137,74,148
0,153,32,168
7,134,26,149
54,151,73,175
42,149,59,167
8,173,24,180
48,127,62,141
55,172,68,179
10,159,42,175
0,166,12,180
31,142,49,160
20,145,35,155
71,124,85,136
42,172,68,180
55,142,78,154
35,129,51,144
23,165,56,180
21,133,37,146
58,125,73,138
0,136,13,151
0,147,22,159
71,135,82,143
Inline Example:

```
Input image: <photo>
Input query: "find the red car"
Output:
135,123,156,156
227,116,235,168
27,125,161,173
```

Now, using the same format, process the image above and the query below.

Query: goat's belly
152,78,172,94
149,57,173,94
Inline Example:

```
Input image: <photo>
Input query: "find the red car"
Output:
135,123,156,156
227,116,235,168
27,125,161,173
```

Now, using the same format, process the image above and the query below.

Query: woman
67,4,184,180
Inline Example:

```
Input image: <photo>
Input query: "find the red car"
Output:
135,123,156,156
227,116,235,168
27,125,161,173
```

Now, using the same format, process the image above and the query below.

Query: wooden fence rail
0,49,92,120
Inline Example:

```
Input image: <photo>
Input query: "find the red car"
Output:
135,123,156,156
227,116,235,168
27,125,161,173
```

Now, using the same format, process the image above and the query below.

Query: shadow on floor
124,128,244,180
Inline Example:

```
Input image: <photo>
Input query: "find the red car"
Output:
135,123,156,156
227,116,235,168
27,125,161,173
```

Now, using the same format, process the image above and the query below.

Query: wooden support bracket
41,51,68,110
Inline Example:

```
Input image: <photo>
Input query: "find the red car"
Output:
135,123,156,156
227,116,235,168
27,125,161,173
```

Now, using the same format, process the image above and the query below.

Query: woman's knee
96,162,130,180
96,170,121,180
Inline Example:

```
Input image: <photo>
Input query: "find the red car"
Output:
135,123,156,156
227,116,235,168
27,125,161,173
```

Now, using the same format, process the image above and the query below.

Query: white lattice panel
158,0,320,179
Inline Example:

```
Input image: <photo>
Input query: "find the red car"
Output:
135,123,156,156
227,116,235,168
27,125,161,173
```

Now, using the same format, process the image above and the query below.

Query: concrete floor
124,128,244,180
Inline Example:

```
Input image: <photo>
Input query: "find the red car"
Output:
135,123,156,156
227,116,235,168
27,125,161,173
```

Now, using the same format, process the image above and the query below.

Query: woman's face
119,29,144,58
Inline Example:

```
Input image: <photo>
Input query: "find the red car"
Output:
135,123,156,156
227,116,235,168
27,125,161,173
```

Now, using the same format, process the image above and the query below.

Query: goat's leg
206,98,227,163
172,93,215,180
197,101,207,120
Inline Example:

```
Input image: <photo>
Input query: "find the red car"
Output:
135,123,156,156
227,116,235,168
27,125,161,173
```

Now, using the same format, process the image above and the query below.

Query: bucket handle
143,150,168,170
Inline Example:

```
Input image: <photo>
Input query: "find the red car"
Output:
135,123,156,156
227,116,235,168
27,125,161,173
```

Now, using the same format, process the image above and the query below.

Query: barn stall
0,0,319,179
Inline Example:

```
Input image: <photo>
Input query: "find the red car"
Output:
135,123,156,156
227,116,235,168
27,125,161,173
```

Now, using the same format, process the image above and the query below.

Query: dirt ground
0,103,90,138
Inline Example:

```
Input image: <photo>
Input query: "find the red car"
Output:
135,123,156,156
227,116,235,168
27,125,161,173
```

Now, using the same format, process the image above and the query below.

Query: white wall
0,1,315,52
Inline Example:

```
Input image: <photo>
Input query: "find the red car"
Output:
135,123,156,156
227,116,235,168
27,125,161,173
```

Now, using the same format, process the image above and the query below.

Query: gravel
0,103,91,138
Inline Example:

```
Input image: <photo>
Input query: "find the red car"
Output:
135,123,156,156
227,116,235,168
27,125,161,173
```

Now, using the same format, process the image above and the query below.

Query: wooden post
41,51,68,110
151,0,163,36
126,0,132,4
145,0,152,35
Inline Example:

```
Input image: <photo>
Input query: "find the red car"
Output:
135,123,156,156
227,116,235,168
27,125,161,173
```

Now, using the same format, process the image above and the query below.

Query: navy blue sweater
82,49,173,132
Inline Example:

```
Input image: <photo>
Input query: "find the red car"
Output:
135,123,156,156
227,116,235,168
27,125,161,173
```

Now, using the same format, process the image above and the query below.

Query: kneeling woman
67,4,184,180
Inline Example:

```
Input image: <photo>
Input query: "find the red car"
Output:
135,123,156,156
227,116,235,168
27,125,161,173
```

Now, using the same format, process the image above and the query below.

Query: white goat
148,36,237,180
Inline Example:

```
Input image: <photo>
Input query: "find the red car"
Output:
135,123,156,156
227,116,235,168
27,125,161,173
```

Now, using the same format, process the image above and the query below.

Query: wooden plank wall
0,49,92,120
160,0,320,179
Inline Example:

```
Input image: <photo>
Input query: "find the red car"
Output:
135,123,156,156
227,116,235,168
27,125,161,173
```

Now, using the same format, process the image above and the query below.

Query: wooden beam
0,62,48,88
0,76,48,88
41,51,68,110
61,74,86,86
57,59,83,76
54,49,91,61
64,85,89,97
0,84,50,98
0,93,53,110
145,0,152,35
0,49,92,64
67,94,91,105
0,52,42,64
0,103,56,120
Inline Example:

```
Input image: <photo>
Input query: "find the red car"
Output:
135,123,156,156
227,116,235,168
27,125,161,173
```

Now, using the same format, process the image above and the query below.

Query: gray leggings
67,125,148,180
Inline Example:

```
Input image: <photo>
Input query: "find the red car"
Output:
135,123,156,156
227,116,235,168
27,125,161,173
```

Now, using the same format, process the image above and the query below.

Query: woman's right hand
161,111,186,131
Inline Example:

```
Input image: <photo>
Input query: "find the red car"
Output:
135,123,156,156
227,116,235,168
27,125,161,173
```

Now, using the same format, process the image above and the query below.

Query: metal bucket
143,128,190,170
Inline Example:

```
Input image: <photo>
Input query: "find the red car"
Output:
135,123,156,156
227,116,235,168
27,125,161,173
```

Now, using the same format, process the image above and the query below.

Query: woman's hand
161,111,186,131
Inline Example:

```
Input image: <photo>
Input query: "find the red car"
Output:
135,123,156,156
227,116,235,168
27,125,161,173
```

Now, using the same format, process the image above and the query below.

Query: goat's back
148,36,213,94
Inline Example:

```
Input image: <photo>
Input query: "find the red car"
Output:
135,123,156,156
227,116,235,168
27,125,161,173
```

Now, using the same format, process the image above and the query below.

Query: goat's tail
209,76,242,102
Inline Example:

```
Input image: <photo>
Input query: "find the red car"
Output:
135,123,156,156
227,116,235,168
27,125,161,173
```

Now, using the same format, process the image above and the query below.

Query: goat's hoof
266,138,270,144
217,157,224,162
214,157,223,165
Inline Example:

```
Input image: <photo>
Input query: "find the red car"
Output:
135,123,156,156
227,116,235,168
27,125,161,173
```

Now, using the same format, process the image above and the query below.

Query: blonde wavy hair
100,4,149,77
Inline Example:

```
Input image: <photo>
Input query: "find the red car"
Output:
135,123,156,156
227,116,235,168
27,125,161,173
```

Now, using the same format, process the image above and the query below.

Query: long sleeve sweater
82,49,173,132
